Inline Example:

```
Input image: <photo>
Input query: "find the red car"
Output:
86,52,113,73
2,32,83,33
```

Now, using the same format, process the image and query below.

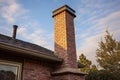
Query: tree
78,54,97,73
86,70,116,80
90,65,98,72
96,30,120,79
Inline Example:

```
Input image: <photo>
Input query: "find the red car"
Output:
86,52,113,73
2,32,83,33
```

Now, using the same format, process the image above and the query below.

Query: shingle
0,34,54,55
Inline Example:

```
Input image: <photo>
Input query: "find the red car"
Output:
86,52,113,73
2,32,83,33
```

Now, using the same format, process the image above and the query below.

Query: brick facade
23,59,53,80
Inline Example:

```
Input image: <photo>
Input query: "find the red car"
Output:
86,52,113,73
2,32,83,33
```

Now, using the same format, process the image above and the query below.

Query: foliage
96,30,120,74
90,65,98,72
79,30,120,80
78,54,98,73
86,70,116,80
78,54,91,73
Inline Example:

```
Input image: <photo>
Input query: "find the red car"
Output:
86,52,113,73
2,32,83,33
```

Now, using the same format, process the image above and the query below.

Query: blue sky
0,0,120,65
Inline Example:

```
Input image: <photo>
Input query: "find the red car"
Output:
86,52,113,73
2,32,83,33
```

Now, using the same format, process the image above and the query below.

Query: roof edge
0,42,63,62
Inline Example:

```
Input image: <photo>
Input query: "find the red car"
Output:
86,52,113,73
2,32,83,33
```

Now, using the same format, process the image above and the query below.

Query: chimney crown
52,5,76,17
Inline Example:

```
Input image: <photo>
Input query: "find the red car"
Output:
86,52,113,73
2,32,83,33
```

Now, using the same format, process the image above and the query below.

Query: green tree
90,65,98,71
96,30,120,79
78,54,97,73
78,54,91,73
86,70,115,80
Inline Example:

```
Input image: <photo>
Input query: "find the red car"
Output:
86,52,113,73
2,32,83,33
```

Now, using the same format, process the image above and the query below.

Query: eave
0,42,63,63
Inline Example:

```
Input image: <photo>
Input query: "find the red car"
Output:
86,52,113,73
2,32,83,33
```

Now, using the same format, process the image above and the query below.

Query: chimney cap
13,25,18,28
52,5,76,17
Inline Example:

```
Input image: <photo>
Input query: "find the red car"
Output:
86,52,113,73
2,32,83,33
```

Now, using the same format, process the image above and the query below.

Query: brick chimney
52,5,85,80
53,5,77,68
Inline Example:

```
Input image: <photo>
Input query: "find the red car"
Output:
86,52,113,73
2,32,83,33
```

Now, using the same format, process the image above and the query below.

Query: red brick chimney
53,5,77,68
52,5,85,80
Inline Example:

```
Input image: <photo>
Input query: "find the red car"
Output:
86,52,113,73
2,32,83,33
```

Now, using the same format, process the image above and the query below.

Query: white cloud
77,33,104,65
98,11,120,26
87,11,120,35
17,27,26,34
0,0,53,50
77,11,120,65
17,23,54,50
0,0,28,23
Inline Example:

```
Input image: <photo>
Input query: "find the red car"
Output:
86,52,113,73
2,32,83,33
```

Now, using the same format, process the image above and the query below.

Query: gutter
0,42,63,62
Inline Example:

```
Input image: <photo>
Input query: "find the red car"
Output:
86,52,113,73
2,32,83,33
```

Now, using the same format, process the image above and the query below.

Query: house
0,5,85,80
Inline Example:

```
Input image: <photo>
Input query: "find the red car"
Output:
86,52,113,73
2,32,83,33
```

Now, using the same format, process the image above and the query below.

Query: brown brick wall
23,59,53,80
54,11,77,68
66,12,77,68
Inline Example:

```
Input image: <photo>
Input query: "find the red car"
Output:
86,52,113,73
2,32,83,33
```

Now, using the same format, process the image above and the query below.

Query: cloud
77,33,104,65
0,0,29,36
17,27,26,34
17,22,54,50
98,11,120,26
0,0,28,23
77,10,120,65
0,0,53,50
76,0,120,27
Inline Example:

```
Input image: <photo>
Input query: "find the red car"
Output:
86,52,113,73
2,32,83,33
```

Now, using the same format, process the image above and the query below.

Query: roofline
0,42,63,62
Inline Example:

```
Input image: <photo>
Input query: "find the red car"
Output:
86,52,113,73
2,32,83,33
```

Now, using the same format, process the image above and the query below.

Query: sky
0,0,120,65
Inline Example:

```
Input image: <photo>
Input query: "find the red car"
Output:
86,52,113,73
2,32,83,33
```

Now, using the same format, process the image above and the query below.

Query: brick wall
54,11,77,68
66,12,77,68
23,59,53,80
